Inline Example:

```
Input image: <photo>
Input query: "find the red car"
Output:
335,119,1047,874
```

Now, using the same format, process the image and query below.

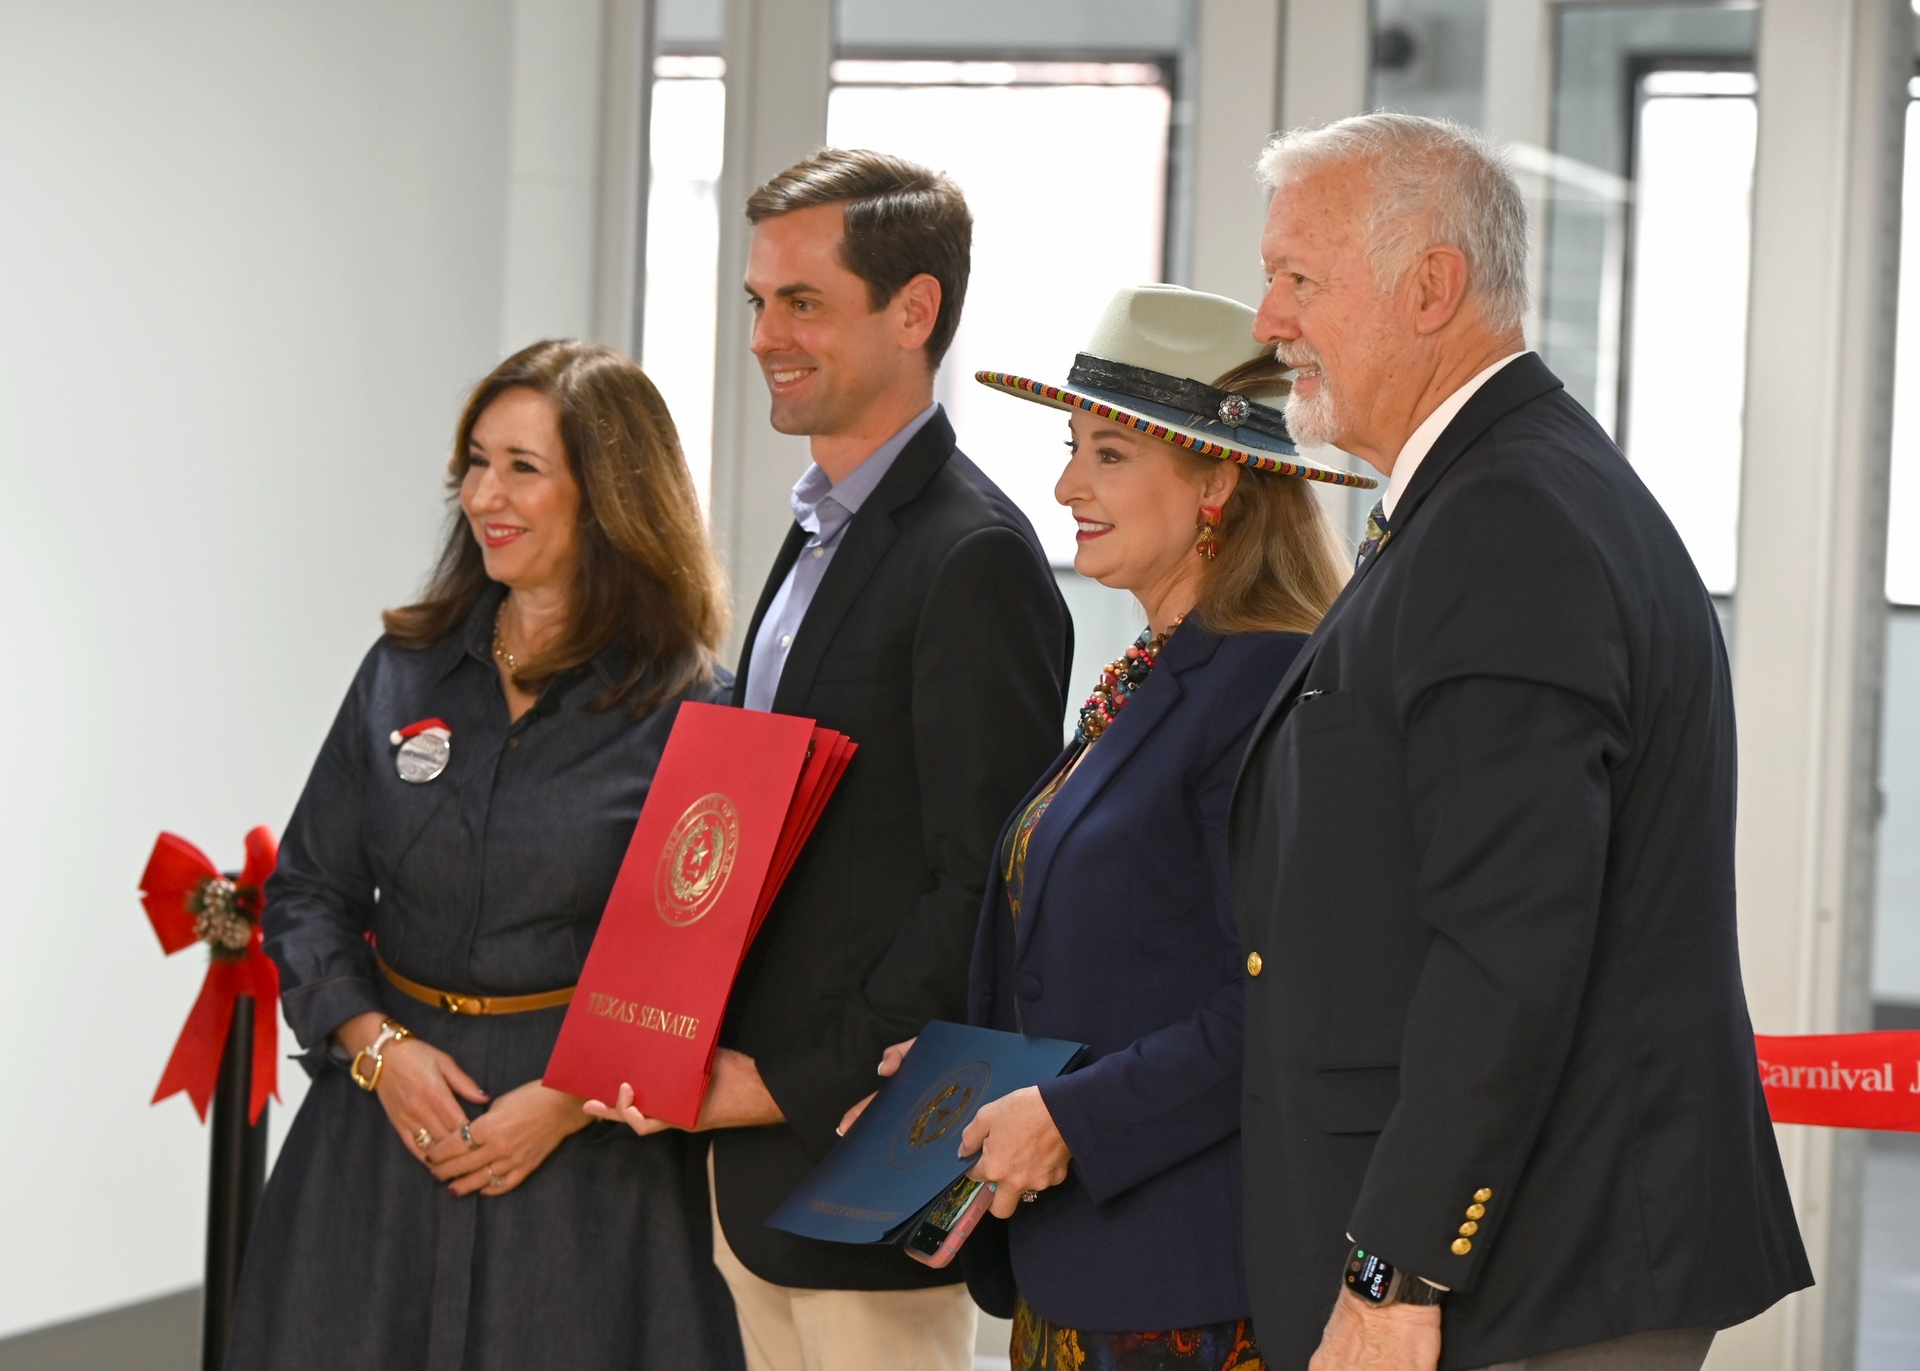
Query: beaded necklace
1074,616,1183,745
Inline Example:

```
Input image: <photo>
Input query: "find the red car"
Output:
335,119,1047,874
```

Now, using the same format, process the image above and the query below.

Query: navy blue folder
766,1020,1084,1244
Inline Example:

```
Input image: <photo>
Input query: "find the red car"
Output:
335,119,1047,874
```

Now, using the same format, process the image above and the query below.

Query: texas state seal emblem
654,792,740,926
887,1059,993,1171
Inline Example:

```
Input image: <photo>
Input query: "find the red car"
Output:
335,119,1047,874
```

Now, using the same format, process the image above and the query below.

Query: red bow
140,828,281,1124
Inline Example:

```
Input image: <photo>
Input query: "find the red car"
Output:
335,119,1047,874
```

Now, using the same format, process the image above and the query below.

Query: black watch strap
1345,1242,1448,1307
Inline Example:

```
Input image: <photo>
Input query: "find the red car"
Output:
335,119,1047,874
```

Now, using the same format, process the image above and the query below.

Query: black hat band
1066,353,1293,446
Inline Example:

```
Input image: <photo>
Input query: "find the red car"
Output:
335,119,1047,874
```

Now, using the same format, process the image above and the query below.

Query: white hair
1257,113,1529,336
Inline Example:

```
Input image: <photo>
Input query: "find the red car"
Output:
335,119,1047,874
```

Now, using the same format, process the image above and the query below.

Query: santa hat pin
391,718,452,784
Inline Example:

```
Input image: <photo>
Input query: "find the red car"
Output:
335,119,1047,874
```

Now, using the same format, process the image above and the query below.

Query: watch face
1347,1248,1395,1304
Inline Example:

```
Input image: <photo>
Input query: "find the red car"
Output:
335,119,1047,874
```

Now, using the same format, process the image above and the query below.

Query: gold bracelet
349,1018,412,1092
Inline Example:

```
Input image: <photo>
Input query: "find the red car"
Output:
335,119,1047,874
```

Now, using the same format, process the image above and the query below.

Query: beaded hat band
975,370,1378,488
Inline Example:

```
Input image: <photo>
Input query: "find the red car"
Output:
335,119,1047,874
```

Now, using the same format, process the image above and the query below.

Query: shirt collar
445,581,509,678
1381,351,1529,519
790,402,939,538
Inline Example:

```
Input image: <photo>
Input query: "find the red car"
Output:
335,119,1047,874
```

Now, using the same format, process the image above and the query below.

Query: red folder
544,702,855,1126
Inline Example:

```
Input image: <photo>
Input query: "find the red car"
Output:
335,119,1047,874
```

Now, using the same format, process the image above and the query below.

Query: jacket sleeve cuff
1039,1066,1171,1204
753,1030,883,1161
280,973,384,1052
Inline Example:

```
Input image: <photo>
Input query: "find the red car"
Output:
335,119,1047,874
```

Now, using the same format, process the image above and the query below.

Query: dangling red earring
1196,504,1222,560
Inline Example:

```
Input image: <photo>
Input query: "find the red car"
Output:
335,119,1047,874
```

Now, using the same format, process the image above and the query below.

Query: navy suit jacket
967,620,1304,1332
1230,354,1809,1368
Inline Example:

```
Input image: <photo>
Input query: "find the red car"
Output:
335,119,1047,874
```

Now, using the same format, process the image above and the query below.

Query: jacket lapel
1386,351,1562,539
1235,353,1567,758
731,522,810,707
770,411,958,716
1235,545,1374,761
1013,625,1220,956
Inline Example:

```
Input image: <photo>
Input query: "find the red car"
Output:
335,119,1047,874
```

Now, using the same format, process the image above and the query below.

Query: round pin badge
390,719,453,784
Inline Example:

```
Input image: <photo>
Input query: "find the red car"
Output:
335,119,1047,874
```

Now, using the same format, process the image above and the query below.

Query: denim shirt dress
227,586,744,1371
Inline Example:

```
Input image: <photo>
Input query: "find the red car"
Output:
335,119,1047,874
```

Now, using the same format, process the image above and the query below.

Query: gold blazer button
1451,1238,1473,1256
1246,952,1263,976
1474,1188,1493,1203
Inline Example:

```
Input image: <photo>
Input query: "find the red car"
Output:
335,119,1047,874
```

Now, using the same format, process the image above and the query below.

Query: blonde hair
1179,356,1348,635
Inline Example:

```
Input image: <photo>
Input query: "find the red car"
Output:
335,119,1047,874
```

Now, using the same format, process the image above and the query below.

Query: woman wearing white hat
852,284,1375,1369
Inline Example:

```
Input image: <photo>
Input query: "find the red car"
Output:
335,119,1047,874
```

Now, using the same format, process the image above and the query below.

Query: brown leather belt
375,950,575,1016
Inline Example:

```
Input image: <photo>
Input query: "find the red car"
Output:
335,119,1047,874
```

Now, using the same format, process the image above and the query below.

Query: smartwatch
1345,1241,1448,1307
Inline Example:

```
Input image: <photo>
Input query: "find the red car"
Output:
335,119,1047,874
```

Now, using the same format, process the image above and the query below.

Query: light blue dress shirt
742,403,939,712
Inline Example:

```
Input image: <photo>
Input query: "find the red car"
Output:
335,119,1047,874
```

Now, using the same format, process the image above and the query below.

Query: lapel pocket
1310,1063,1401,1135
1287,688,1358,736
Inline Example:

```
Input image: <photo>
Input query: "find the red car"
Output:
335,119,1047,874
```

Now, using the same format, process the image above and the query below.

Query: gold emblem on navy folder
655,792,740,926
767,1022,1081,1244
889,1060,993,1170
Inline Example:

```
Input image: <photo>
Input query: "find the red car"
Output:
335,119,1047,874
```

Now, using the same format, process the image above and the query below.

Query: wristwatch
1345,1240,1448,1307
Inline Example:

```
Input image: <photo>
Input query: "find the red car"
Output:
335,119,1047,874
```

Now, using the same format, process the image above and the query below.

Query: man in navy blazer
1228,115,1809,1371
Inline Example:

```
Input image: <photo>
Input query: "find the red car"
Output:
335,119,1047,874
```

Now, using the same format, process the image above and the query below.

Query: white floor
1858,1131,1920,1371
8,1146,1920,1371
975,1313,1013,1370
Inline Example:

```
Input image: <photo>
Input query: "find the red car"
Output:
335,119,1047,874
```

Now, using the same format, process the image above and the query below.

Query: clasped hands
837,1037,1071,1221
338,1010,589,1197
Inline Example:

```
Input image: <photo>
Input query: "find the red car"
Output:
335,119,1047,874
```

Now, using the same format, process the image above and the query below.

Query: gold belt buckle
441,992,488,1015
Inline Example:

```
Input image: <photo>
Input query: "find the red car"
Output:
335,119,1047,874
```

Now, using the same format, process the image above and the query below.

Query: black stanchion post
201,992,268,1371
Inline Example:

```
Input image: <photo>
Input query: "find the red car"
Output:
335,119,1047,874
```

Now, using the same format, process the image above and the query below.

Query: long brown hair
383,340,729,714
1180,356,1348,635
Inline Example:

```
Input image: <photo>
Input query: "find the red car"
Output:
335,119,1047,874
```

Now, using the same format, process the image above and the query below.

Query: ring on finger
413,1127,433,1150
461,1123,479,1151
1020,1190,1040,1203
487,1165,503,1186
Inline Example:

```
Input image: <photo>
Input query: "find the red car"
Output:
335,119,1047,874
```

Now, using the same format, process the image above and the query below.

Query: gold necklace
492,603,519,674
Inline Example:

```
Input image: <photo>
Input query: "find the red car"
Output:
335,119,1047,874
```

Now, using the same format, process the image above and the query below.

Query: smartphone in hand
903,1176,997,1268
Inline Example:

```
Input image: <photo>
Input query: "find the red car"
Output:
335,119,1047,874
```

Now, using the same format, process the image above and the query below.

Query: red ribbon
140,828,281,1124
1755,1032,1920,1132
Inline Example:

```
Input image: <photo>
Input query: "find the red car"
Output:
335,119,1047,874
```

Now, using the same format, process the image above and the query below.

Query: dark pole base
202,992,268,1371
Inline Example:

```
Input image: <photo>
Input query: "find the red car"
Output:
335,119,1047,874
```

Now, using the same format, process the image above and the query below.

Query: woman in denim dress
227,341,745,1370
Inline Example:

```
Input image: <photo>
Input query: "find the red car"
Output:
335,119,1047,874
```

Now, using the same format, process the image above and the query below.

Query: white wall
0,1,556,1336
500,0,611,353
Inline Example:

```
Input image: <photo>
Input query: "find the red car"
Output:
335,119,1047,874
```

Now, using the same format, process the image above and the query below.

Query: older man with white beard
1227,114,1809,1371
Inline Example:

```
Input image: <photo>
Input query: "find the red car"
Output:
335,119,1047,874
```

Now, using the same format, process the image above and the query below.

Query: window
1540,5,1756,594
640,54,726,508
825,61,1173,564
1369,4,1759,595
1618,69,1757,596
1370,0,1487,129
1887,79,1920,605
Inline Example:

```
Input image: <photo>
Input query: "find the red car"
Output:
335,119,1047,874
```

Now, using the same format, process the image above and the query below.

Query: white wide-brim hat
976,284,1377,489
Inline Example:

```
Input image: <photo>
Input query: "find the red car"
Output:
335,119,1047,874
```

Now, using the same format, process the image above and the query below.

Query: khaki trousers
707,1148,977,1371
1477,1327,1715,1371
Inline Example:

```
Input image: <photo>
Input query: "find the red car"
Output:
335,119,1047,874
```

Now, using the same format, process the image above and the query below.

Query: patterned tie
1355,500,1392,570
